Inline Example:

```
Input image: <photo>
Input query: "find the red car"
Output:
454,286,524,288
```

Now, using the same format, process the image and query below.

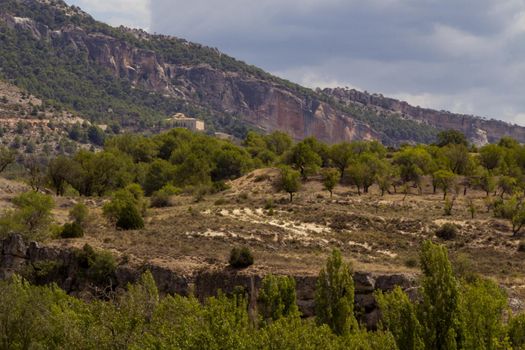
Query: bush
229,247,254,268
518,241,525,253
60,221,84,238
103,185,146,230
69,203,88,226
150,191,171,208
76,244,116,285
0,191,55,240
436,223,458,240
116,202,144,230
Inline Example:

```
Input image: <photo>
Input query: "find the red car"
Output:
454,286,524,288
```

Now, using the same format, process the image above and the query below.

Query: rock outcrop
0,234,416,328
324,87,525,145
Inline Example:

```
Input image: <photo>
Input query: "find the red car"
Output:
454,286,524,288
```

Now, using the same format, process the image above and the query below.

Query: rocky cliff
324,87,525,145
1,0,524,145
0,234,416,328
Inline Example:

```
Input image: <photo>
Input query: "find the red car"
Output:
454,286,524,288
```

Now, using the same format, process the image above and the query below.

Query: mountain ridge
0,0,523,145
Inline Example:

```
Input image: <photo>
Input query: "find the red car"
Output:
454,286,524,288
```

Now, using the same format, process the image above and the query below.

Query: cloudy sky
67,0,525,125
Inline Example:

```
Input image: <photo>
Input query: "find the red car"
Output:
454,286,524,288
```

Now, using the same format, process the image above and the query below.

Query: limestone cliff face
2,2,524,145
324,87,525,145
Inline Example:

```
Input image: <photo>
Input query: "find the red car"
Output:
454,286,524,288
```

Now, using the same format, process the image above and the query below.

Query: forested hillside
1,0,522,145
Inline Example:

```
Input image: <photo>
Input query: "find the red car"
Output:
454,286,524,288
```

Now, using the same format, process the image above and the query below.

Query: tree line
2,128,525,235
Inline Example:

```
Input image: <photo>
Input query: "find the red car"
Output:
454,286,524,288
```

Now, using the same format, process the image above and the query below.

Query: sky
66,0,525,125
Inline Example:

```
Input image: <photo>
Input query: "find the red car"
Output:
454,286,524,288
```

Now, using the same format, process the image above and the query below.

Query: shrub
518,241,525,253
0,191,55,240
150,191,171,208
103,185,145,230
229,247,254,268
115,202,144,230
60,221,84,238
69,203,88,226
436,223,458,240
76,244,116,285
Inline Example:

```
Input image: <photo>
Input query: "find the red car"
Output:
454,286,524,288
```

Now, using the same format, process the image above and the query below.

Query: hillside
0,0,522,145
0,79,89,155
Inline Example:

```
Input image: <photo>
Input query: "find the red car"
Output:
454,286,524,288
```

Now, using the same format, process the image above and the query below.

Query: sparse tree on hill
280,166,301,203
329,143,354,179
287,141,322,179
432,170,457,200
321,168,340,198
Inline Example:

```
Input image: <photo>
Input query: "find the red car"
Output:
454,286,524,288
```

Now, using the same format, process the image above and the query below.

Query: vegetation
315,249,357,335
0,240,524,349
229,246,254,268
0,191,54,240
436,223,458,240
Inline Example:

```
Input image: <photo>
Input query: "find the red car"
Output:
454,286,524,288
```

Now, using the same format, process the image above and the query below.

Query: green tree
436,129,468,147
418,240,462,350
376,286,424,350
432,170,457,199
321,168,340,198
258,274,300,323
315,249,357,336
329,142,354,178
47,156,75,196
103,185,146,230
143,159,176,196
280,166,301,203
479,144,505,172
287,141,322,179
460,278,509,350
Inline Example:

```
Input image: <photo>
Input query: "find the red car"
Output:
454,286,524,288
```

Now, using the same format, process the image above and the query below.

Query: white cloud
65,0,151,30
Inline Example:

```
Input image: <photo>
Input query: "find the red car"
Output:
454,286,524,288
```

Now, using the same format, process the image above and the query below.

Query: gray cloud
69,0,525,125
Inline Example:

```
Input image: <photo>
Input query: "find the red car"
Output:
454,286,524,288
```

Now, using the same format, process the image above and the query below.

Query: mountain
0,0,523,146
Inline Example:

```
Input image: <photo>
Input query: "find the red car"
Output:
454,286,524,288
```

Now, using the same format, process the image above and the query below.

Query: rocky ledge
0,234,416,328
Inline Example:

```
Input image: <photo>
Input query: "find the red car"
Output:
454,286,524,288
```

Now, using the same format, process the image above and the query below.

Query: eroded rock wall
0,235,416,328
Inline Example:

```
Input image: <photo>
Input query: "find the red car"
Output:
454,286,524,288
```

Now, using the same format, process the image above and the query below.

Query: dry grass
3,168,525,305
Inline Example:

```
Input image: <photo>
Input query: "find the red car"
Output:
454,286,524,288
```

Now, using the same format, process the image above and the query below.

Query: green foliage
329,142,354,178
75,244,116,286
459,278,510,349
436,223,458,240
433,169,457,199
315,249,358,336
376,286,424,350
321,168,340,198
509,314,525,348
0,191,54,240
69,202,88,226
419,240,461,350
479,144,505,172
437,129,469,147
103,185,145,230
0,146,15,173
229,246,254,268
287,139,322,179
279,166,301,202
258,274,300,323
47,156,76,195
60,221,83,238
